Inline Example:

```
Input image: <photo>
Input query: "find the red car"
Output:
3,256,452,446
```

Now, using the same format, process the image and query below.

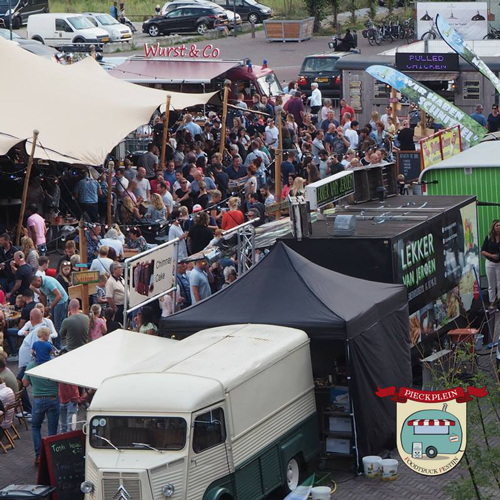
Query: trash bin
0,485,56,499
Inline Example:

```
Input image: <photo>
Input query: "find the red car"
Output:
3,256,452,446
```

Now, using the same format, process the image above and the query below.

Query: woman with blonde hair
121,196,142,224
290,176,305,197
370,110,380,131
286,113,298,135
111,223,125,244
89,303,106,341
222,197,245,230
21,236,39,271
144,193,166,222
194,180,209,209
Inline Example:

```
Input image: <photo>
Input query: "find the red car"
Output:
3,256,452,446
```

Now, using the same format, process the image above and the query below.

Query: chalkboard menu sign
37,430,85,500
397,151,421,181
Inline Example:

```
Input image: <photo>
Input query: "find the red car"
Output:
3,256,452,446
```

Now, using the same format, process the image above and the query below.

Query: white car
83,13,133,42
161,0,242,26
28,13,110,47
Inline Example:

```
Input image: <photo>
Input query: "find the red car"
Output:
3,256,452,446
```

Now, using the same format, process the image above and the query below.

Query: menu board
397,151,421,181
38,431,85,500
349,81,362,111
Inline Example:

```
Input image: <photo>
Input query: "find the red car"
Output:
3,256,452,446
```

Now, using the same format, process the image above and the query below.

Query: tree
368,0,377,21
303,0,328,31
349,0,357,25
327,0,340,31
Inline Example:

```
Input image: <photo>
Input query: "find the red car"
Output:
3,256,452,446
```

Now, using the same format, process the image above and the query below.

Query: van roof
29,13,86,20
28,324,309,412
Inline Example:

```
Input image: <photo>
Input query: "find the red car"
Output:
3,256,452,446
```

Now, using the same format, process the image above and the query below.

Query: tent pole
219,80,231,156
78,219,89,315
16,129,39,246
107,161,114,228
160,94,171,169
420,109,426,137
275,113,283,208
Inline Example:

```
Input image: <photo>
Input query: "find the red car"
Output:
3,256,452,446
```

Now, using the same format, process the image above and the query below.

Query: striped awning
408,419,455,427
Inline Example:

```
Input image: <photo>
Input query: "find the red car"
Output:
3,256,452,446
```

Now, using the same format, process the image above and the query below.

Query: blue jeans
59,401,78,433
31,396,60,457
5,327,19,355
52,300,68,348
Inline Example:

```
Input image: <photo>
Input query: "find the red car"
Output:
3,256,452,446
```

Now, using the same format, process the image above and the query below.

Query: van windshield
68,16,96,30
96,14,120,25
89,416,187,450
257,73,283,96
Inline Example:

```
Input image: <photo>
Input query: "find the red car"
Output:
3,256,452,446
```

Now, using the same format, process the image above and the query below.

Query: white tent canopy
0,37,216,165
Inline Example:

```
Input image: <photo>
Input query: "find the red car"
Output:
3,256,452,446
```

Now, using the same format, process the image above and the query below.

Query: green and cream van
29,324,320,500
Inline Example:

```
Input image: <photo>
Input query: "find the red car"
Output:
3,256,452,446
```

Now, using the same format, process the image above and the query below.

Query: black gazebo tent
163,242,412,467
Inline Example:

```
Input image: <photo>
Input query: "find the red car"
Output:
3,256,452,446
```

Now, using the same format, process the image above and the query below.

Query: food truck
419,141,500,276
27,325,320,500
401,409,462,459
283,195,481,370
106,54,284,106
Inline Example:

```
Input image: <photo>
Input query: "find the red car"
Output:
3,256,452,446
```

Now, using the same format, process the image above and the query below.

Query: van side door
55,18,73,44
187,406,234,500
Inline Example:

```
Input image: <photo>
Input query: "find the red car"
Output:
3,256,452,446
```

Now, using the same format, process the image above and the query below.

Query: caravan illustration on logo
377,386,487,476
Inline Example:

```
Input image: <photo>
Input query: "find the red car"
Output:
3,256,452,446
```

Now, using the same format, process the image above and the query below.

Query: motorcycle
120,15,137,33
328,30,359,52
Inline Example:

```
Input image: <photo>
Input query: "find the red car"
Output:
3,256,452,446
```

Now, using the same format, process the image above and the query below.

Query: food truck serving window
257,74,283,97
89,416,187,450
408,419,455,435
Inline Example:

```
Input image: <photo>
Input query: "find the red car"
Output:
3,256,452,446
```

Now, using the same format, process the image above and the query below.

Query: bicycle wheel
406,29,415,44
421,31,437,40
375,32,382,45
368,34,375,45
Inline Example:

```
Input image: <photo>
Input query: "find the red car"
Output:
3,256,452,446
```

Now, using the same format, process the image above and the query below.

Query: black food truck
283,194,482,382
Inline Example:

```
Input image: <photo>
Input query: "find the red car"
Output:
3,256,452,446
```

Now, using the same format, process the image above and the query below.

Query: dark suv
143,5,228,36
297,52,350,98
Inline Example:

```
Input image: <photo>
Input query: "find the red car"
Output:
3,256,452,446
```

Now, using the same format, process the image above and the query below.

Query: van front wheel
426,446,438,459
284,457,301,492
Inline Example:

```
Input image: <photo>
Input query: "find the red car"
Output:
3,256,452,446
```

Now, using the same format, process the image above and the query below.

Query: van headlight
80,481,94,494
162,483,175,497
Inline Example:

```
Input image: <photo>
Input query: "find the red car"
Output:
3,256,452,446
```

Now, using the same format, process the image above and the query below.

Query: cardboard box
326,437,351,454
329,416,351,433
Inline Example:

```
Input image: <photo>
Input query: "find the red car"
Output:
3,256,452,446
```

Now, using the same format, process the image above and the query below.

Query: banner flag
365,65,487,146
436,13,500,96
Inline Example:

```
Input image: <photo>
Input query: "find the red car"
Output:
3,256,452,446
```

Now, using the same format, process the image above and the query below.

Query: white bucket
380,458,399,481
362,455,382,477
311,486,331,500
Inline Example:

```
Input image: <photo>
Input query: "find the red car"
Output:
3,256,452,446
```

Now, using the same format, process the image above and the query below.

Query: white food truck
28,324,320,500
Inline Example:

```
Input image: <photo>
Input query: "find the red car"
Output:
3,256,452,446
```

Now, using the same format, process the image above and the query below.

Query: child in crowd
105,307,122,334
58,348,81,433
94,272,109,311
31,327,54,363
89,304,106,341
207,228,223,249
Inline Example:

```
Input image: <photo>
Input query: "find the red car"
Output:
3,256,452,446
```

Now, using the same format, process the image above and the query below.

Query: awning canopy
109,58,239,84
406,71,459,81
0,37,217,165
408,419,455,426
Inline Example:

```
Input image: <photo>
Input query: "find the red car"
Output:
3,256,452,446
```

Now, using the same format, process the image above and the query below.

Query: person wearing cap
308,83,322,117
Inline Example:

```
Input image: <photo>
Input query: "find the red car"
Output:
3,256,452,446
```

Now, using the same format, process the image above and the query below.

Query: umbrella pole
219,80,231,156
107,161,114,228
275,113,283,206
16,129,39,246
160,94,171,168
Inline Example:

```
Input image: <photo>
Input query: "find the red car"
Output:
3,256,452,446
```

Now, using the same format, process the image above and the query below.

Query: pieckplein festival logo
376,385,487,476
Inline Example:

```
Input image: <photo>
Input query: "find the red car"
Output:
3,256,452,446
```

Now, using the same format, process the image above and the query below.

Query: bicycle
380,22,395,42
421,18,439,40
363,20,382,45
484,26,500,39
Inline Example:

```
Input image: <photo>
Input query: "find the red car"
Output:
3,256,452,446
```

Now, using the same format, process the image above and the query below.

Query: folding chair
14,389,29,431
0,413,14,452
3,402,21,442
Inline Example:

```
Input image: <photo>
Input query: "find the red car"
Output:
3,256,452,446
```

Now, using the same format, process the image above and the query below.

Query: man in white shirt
308,82,322,117
158,181,174,215
99,229,124,258
168,211,188,261
381,105,399,129
264,119,279,150
134,167,151,201
115,168,129,198
90,246,113,275
345,121,359,150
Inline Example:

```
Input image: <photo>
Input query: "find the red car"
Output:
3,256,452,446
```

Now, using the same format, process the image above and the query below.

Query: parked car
28,13,110,46
212,0,272,24
297,51,351,98
142,5,228,36
83,12,132,41
0,0,48,29
161,0,241,28
0,27,62,59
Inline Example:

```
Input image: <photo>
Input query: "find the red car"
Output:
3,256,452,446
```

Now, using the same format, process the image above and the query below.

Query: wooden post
16,129,39,246
106,161,114,228
160,94,171,169
219,80,231,156
78,219,89,314
420,109,427,137
275,113,283,205
391,88,397,124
